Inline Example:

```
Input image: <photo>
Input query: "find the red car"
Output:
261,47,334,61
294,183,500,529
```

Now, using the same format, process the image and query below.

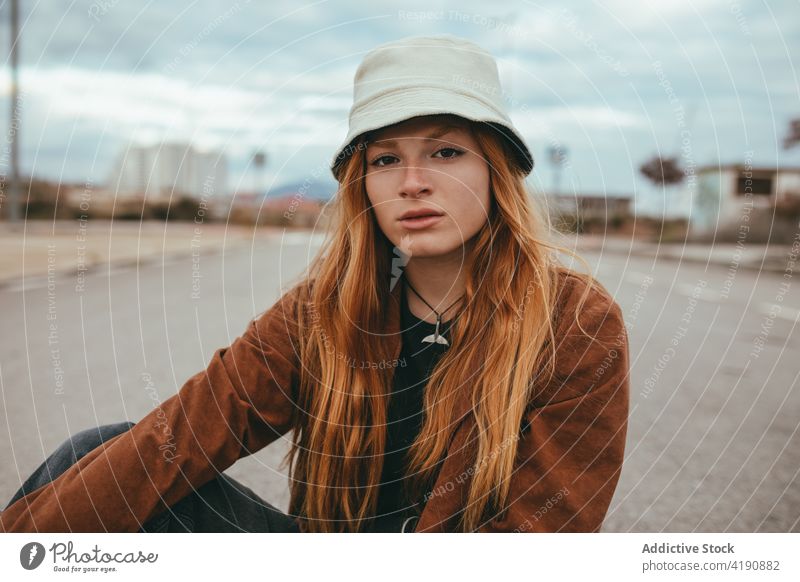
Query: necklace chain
403,277,463,346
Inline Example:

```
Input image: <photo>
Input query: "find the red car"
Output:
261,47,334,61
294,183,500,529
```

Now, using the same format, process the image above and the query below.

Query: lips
399,208,444,221
397,212,444,230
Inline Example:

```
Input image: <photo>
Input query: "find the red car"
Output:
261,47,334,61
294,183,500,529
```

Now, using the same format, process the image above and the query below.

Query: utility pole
8,0,21,222
252,150,266,195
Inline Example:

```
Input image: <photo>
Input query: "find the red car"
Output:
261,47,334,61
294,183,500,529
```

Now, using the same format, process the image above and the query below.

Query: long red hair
283,118,596,532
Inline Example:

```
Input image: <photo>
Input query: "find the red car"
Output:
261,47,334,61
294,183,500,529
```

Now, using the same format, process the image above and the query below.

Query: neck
403,248,470,324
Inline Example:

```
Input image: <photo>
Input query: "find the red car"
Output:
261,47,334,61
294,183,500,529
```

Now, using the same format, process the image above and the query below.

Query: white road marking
1,277,49,293
625,271,654,285
280,232,326,246
99,266,135,278
759,304,800,323
677,283,722,302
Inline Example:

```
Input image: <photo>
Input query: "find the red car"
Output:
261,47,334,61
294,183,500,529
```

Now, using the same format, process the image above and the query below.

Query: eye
368,147,464,168
433,147,464,160
370,155,398,168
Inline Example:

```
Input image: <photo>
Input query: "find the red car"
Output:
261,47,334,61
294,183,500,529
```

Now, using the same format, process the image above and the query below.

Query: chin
391,233,465,259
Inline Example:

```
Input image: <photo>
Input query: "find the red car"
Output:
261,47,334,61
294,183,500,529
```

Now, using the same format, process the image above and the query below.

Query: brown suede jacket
1,266,629,533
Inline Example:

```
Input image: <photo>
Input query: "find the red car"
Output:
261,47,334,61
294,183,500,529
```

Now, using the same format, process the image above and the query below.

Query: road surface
1,233,797,532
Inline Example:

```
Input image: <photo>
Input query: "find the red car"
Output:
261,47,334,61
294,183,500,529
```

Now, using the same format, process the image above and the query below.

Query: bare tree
639,156,685,186
783,118,800,150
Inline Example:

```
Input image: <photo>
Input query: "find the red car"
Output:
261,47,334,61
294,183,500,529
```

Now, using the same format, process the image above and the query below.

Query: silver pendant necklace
404,278,463,347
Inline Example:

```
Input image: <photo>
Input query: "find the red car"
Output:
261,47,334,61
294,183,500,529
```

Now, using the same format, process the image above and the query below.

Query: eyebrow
366,124,464,149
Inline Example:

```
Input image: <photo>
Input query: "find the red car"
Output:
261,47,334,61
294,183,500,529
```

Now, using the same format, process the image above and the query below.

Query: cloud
0,0,796,212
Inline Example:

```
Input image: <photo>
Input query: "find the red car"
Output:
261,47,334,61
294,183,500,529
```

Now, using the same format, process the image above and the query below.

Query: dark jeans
5,422,301,532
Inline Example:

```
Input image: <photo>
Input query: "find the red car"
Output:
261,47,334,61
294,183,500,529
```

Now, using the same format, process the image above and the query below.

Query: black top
365,283,454,533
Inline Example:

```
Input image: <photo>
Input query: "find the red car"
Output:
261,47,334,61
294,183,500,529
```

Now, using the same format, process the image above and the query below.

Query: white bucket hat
330,34,534,181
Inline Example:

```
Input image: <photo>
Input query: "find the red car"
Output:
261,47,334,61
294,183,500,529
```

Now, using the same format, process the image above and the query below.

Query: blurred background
0,0,798,532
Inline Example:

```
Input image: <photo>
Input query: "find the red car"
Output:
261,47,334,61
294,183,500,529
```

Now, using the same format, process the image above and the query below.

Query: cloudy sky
0,0,798,216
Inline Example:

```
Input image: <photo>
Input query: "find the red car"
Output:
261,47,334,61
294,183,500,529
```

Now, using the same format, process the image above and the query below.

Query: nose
399,164,432,198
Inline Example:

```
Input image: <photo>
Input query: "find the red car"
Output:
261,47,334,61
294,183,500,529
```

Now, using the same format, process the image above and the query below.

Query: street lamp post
547,145,568,195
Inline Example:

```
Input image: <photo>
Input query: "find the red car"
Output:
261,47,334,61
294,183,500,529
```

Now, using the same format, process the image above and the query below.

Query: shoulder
264,277,315,314
250,277,316,342
551,265,624,337
531,266,628,406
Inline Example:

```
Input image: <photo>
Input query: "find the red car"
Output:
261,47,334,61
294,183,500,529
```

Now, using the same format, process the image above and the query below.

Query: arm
478,277,630,533
1,284,305,532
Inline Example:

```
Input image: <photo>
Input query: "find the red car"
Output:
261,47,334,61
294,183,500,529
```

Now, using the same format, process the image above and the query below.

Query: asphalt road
1,233,797,532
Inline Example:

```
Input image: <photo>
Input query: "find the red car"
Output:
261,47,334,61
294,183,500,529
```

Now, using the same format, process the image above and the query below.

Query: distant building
227,193,326,227
692,164,800,234
108,143,228,200
543,191,632,228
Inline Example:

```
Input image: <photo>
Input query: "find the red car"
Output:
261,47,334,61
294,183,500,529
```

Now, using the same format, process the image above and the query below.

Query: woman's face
364,116,491,259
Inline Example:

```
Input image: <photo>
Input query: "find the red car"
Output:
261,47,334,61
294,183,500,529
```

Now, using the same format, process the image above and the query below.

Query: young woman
1,34,629,534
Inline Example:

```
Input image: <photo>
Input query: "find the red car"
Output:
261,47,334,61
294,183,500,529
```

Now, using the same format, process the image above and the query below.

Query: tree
783,118,800,150
638,156,685,186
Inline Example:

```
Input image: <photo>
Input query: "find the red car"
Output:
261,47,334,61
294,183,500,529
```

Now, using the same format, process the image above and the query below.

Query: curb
573,241,793,275
0,247,229,291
